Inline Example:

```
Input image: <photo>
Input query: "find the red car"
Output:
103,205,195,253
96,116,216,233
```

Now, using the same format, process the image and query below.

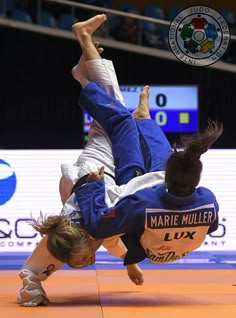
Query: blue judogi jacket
75,181,219,265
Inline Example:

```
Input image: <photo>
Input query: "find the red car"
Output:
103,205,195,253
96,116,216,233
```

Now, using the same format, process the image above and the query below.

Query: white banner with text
0,149,235,252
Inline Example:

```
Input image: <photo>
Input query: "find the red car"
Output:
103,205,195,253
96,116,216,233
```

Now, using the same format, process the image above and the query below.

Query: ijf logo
168,6,230,66
0,159,17,205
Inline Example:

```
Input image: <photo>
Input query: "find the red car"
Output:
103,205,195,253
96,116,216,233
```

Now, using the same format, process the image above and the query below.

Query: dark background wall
0,25,236,149
0,25,83,149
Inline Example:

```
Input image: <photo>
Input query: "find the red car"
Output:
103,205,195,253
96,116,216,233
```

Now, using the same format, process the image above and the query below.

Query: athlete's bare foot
72,14,107,41
132,86,151,119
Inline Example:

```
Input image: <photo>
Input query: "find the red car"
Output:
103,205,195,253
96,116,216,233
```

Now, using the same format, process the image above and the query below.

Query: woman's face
68,250,96,268
67,237,103,268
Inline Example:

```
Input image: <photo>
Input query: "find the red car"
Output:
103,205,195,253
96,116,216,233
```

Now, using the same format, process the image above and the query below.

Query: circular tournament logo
0,159,17,205
168,6,230,66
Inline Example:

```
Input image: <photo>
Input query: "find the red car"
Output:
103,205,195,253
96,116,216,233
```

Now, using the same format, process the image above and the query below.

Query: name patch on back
146,207,216,229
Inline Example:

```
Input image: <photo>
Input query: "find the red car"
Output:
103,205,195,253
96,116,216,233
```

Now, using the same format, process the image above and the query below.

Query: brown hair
30,212,89,264
165,120,223,196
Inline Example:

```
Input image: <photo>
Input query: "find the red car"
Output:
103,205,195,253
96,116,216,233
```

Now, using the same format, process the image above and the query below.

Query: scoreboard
84,85,198,134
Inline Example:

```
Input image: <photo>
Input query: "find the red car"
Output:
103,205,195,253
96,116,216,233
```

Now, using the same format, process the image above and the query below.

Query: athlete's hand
18,294,49,307
17,269,49,307
126,263,144,285
86,166,105,182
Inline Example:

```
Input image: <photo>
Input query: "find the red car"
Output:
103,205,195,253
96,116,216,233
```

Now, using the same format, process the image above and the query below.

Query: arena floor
1,252,236,318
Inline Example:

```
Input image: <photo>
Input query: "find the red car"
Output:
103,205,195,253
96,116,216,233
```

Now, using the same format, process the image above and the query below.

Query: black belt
71,171,115,194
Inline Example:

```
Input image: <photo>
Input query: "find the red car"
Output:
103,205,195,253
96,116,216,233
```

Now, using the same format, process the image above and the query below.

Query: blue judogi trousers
79,82,172,185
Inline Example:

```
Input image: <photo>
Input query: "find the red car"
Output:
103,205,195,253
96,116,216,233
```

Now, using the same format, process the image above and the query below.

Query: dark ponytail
165,120,223,196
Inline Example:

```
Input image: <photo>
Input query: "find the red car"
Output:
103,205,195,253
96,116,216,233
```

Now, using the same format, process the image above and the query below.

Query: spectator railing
0,0,236,73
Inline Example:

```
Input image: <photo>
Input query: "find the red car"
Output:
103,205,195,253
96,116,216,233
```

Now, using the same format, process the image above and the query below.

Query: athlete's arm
75,180,145,239
17,236,63,306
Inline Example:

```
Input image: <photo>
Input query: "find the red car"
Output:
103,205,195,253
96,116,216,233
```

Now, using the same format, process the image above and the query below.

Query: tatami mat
0,269,235,318
0,270,102,318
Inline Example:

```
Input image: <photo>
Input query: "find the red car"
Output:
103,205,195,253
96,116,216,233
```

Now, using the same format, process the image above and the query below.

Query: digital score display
84,85,198,134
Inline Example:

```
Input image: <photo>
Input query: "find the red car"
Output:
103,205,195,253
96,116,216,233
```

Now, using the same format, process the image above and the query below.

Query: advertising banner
0,149,235,253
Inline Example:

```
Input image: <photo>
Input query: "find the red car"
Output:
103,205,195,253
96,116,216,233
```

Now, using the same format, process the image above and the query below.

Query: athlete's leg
80,82,145,185
70,17,126,185
136,120,172,172
70,42,124,183
133,86,173,172
72,50,125,105
72,15,124,104
71,14,107,87
72,14,146,185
